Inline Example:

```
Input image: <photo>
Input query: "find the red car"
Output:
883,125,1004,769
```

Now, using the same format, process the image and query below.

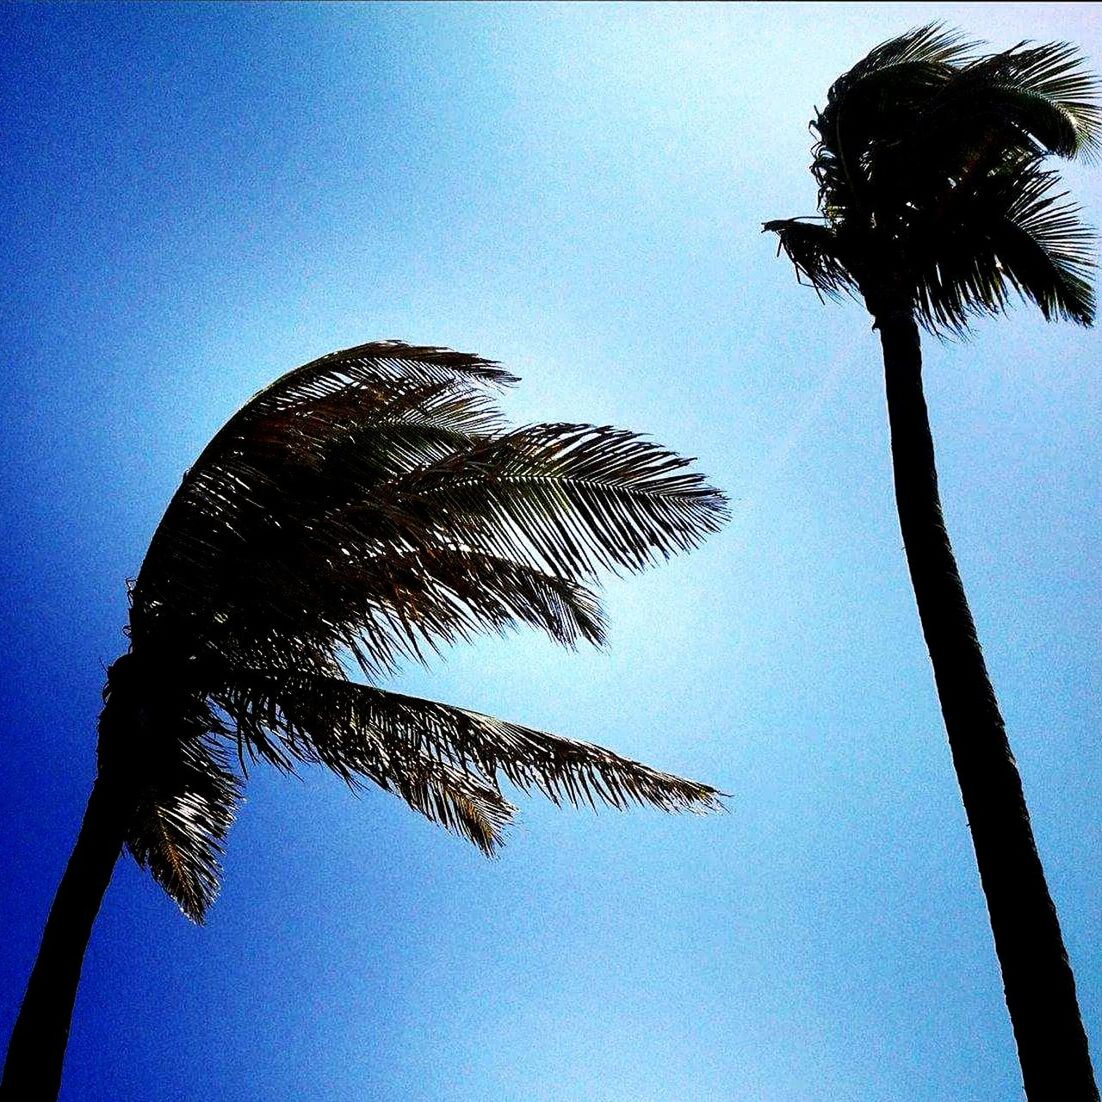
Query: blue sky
1,4,1099,1099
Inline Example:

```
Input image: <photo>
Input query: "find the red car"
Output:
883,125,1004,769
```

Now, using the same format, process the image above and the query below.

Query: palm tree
1,341,727,1100
765,25,1099,1101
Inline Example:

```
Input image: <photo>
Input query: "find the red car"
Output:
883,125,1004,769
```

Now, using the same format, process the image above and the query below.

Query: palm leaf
988,41,1102,156
853,23,975,74
124,732,240,922
134,393,726,677
762,219,856,300
906,157,1096,331
133,343,512,633
392,423,730,581
344,547,608,654
217,671,722,838
810,25,975,211
998,172,1096,322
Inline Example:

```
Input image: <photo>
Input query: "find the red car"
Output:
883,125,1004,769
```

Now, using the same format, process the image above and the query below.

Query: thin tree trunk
876,308,1098,1101
1,774,128,1101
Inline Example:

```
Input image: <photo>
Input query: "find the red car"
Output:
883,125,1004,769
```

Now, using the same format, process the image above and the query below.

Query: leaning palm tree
1,341,727,1100
765,25,1099,1101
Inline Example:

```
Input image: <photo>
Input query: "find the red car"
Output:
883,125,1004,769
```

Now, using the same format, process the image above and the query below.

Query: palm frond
348,547,608,654
855,23,976,74
999,172,1097,322
908,158,1096,331
810,25,975,212
125,734,240,922
214,545,607,681
134,388,726,677
885,43,1102,188
392,423,730,582
244,340,518,414
216,671,722,847
762,219,857,300
136,342,508,539
98,653,241,921
987,41,1102,156
132,346,513,648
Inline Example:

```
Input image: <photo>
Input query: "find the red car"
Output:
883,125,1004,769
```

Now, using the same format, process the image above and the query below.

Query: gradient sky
1,4,1099,1100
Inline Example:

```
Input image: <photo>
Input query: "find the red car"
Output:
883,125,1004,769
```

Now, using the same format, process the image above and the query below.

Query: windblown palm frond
109,342,727,919
908,160,1096,329
762,219,858,301
393,423,726,579
217,671,721,854
767,25,1098,334
970,41,1102,157
853,21,975,72
98,652,241,921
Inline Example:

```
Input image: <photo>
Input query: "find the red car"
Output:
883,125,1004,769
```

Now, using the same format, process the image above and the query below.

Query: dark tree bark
1,774,128,1101
876,307,1098,1101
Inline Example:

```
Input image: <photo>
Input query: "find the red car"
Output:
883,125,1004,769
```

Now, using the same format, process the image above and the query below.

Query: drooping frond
996,171,1096,322
126,734,240,922
215,670,722,853
99,653,241,921
131,345,517,664
875,42,1102,203
909,160,1096,331
762,219,857,300
977,40,1102,157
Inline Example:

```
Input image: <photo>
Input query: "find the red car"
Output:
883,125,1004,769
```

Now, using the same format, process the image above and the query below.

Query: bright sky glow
1,4,1099,1100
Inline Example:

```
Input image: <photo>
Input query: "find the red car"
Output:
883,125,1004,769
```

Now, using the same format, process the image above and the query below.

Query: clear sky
1,4,1099,1100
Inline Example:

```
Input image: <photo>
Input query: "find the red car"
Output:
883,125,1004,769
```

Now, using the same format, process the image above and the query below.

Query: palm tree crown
104,341,728,921
765,23,1099,332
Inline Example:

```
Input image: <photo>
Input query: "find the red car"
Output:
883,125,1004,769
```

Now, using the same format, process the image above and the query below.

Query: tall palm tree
2,341,727,1100
766,25,1099,1101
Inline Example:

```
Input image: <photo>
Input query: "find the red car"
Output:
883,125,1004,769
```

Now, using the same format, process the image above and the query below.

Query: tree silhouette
1,341,727,1100
766,25,1099,1100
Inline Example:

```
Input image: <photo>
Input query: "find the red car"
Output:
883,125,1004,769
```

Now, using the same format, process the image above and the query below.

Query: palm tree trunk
1,773,128,1101
876,308,1098,1101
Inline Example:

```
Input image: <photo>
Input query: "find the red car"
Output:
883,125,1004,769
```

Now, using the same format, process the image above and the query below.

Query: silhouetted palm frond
111,342,726,918
98,652,241,922
762,219,857,300
217,671,722,854
909,160,1096,330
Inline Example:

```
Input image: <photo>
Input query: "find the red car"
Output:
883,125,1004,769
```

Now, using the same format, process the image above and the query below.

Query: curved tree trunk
1,774,128,1101
876,309,1098,1101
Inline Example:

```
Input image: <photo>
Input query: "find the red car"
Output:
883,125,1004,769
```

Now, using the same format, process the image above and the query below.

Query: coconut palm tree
765,25,1099,1101
1,341,727,1100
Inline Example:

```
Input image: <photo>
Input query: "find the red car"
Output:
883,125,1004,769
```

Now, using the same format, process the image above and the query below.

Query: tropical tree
765,25,1099,1101
1,341,727,1100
